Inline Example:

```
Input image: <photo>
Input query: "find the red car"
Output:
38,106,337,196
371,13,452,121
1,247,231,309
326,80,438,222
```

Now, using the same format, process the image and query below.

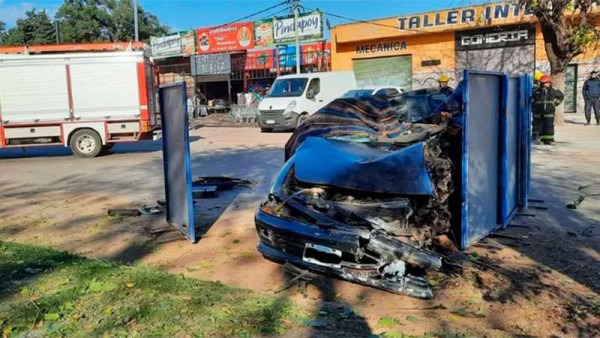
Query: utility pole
54,21,61,44
133,0,139,42
293,0,300,74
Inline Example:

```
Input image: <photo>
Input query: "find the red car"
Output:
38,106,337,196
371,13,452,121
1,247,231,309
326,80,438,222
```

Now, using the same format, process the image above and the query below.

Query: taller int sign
398,3,532,31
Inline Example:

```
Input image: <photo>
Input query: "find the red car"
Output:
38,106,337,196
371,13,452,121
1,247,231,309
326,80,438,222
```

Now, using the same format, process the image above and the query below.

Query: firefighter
437,74,454,96
532,75,564,145
533,70,544,90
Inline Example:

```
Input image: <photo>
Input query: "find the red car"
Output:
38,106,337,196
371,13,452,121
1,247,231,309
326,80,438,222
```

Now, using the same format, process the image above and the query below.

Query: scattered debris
107,209,141,217
191,177,256,198
566,182,600,209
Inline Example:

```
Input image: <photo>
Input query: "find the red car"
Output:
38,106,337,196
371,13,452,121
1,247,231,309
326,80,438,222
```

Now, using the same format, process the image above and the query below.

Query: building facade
331,2,600,113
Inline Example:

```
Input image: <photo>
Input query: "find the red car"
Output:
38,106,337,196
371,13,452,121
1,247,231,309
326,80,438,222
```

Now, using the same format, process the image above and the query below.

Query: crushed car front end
255,93,462,299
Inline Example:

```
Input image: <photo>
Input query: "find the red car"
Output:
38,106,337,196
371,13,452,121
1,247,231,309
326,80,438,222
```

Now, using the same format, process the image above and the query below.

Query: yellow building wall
332,30,455,72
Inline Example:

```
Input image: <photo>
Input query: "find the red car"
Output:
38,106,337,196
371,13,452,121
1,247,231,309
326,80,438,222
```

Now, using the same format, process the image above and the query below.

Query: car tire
100,143,115,155
260,127,273,133
70,129,103,158
296,114,309,128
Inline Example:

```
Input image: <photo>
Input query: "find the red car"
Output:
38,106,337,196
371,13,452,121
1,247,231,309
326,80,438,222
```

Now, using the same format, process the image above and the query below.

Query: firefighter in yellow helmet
534,70,544,90
532,75,564,145
437,74,454,96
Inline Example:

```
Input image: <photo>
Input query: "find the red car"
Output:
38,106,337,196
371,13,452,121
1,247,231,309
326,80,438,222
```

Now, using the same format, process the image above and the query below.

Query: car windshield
342,89,374,98
269,78,309,97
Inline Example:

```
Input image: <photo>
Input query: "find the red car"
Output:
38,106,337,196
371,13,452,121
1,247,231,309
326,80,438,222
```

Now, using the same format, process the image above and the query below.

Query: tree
1,9,55,45
0,21,6,44
521,0,600,125
55,0,169,43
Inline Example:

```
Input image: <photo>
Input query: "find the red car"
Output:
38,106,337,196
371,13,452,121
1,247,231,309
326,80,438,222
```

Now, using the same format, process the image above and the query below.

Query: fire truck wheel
70,129,103,158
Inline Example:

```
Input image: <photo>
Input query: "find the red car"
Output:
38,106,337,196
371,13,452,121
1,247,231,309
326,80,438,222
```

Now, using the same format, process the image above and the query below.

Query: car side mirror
306,89,315,99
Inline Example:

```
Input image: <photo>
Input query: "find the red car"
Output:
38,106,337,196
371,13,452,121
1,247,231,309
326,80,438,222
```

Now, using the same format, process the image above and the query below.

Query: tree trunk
551,70,566,126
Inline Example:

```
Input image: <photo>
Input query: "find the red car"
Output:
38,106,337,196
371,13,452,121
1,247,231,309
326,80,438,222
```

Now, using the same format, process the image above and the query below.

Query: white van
258,71,356,132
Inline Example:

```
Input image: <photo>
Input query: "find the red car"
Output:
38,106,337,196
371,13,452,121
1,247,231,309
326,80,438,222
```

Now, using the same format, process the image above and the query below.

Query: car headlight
283,101,297,115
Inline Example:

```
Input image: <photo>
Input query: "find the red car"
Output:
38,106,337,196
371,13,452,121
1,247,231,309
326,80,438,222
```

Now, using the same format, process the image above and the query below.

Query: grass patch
0,241,297,337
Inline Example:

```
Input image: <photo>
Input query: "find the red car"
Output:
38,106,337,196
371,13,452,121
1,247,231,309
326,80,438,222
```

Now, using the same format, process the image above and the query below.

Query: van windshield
268,78,308,98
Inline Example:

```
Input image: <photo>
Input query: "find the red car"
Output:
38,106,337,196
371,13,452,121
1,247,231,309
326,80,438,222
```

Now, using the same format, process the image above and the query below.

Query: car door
304,77,323,114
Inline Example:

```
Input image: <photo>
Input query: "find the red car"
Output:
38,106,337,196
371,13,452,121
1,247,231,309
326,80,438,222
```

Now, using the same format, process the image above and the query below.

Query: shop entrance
353,55,412,90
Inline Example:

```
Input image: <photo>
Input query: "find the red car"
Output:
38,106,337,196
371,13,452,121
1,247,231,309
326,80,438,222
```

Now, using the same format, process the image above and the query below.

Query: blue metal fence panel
461,70,502,249
499,75,521,227
519,74,533,209
160,82,196,243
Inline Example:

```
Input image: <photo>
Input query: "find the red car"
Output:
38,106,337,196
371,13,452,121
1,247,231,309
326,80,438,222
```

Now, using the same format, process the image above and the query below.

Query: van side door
304,77,323,115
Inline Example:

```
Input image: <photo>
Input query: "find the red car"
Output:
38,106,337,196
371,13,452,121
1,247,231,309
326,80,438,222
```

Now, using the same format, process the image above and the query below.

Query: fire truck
0,43,158,157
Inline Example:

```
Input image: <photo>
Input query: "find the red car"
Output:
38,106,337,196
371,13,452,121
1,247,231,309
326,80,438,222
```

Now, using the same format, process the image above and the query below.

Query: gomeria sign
398,3,532,31
456,25,535,51
274,10,323,43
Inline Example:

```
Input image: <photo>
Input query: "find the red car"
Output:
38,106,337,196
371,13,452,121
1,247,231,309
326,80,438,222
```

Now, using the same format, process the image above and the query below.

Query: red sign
196,22,254,54
245,48,275,70
301,42,331,65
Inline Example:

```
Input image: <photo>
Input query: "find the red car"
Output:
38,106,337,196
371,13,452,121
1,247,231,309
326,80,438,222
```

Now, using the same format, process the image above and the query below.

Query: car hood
259,97,299,111
294,137,435,196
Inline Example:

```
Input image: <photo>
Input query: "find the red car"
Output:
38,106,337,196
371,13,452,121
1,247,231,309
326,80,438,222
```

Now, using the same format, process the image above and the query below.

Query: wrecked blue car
255,89,462,299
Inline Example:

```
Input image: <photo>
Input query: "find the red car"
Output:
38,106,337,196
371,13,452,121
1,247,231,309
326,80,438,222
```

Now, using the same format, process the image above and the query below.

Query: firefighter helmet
540,75,552,83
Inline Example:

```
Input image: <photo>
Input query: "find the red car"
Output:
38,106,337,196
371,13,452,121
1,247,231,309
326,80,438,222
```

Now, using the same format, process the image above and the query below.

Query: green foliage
0,241,297,337
55,0,169,43
1,9,55,45
0,21,6,44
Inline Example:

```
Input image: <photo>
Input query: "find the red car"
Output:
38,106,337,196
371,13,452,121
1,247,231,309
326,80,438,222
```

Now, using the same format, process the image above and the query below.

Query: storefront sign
274,11,323,43
245,48,275,70
397,3,532,31
180,30,196,56
355,41,407,54
190,53,231,75
455,25,535,51
151,31,197,57
254,19,274,47
196,22,254,54
151,33,182,57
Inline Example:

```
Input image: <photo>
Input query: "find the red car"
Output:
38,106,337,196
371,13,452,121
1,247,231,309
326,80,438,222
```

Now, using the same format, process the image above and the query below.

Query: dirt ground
1,116,598,337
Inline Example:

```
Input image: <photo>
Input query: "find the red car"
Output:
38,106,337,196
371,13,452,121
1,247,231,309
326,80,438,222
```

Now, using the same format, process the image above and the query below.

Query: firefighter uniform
532,76,564,144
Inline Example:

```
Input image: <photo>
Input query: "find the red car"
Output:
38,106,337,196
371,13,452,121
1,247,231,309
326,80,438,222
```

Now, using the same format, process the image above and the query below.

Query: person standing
532,75,564,145
583,70,600,125
437,74,454,96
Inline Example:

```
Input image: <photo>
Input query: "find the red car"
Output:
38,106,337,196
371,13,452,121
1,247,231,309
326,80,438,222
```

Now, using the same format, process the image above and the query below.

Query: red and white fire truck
0,43,159,157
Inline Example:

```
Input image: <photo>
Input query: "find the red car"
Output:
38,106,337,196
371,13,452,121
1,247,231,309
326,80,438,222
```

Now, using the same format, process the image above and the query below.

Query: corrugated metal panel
0,65,70,123
70,62,139,120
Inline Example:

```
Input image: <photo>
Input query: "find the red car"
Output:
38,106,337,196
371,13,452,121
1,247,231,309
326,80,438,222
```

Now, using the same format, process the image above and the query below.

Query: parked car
342,86,404,98
258,71,357,132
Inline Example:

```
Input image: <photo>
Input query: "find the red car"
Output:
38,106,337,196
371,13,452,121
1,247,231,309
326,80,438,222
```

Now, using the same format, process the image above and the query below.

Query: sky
0,0,494,33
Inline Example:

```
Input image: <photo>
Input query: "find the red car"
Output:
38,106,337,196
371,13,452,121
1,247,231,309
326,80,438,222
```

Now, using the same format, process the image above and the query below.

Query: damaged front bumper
256,207,441,298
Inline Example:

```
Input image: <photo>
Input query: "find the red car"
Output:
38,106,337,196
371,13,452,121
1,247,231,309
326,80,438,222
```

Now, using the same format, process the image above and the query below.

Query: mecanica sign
397,2,532,31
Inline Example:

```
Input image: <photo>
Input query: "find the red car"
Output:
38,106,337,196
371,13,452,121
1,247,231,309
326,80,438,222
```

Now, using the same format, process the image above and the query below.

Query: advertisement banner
151,33,182,57
277,45,297,68
245,48,275,70
254,19,274,47
190,53,231,75
301,42,330,65
196,22,254,54
180,30,196,56
274,10,323,43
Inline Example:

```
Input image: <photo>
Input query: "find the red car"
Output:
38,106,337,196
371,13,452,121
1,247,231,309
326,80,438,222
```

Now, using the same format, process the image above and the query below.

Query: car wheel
297,114,309,128
70,129,103,158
